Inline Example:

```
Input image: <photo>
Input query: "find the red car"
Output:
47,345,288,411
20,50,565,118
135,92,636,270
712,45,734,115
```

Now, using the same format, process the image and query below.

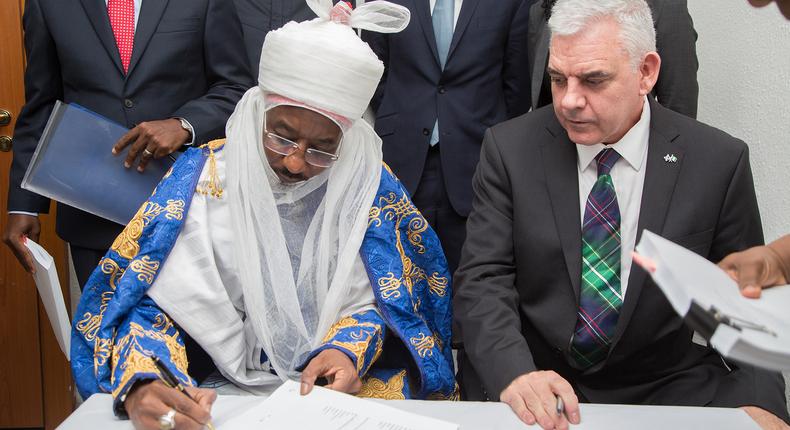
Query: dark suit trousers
410,143,467,275
71,245,107,291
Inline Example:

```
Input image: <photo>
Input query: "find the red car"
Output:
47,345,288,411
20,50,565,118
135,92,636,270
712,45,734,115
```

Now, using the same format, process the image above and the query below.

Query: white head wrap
220,0,410,383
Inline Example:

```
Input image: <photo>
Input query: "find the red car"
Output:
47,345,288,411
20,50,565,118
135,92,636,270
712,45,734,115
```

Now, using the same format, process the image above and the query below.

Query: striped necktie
107,0,135,73
569,148,623,369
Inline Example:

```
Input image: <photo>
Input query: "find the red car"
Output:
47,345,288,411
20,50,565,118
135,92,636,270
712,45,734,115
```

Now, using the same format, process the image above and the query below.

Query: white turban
258,0,410,121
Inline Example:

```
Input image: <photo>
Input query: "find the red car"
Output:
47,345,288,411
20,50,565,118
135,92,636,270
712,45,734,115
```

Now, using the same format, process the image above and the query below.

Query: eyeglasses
263,129,340,168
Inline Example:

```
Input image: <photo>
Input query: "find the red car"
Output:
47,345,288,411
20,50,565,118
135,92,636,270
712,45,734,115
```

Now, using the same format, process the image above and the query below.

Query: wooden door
0,0,75,428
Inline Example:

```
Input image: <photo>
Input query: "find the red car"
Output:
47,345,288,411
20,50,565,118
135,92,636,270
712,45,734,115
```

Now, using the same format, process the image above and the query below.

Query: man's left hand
112,118,189,172
300,349,361,395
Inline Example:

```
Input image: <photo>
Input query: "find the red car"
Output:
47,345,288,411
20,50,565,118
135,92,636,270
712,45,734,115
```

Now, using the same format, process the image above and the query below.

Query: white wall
687,1,790,242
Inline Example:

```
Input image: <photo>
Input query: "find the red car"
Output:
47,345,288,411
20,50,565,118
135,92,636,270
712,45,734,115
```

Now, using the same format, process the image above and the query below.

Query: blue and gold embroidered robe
71,140,457,414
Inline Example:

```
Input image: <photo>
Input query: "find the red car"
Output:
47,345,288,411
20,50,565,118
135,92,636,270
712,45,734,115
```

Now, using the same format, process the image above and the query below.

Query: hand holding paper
635,231,790,371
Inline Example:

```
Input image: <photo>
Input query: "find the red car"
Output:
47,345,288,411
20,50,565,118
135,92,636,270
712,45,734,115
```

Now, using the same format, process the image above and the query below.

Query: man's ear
638,51,661,96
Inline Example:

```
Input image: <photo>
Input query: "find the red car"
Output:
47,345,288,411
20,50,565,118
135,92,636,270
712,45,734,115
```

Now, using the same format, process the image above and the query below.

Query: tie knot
595,148,621,177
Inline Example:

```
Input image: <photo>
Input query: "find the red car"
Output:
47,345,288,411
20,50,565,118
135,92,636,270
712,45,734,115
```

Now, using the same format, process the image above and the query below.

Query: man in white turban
71,1,457,428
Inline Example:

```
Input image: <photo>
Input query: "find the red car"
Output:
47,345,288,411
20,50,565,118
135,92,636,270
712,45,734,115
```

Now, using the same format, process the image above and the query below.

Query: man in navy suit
4,0,252,290
363,0,532,273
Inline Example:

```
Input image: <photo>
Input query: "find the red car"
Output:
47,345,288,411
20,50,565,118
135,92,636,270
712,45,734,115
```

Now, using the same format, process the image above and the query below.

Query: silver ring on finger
143,148,154,157
158,408,176,430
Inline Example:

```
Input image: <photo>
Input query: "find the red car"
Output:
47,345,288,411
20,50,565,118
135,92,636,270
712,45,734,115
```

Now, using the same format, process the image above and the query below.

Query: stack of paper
25,239,71,360
636,230,790,371
221,380,459,430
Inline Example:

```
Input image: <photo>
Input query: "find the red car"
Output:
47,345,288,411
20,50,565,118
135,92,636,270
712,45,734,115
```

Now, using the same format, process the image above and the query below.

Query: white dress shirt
105,0,142,28
575,97,650,298
429,0,463,28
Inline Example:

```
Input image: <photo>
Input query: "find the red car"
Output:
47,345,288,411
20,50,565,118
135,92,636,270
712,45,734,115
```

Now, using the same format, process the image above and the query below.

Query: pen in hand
556,395,565,418
151,354,216,430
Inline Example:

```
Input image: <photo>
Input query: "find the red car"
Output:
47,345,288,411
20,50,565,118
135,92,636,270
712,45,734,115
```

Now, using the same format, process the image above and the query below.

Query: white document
636,230,790,371
25,238,71,360
221,380,459,430
59,394,760,430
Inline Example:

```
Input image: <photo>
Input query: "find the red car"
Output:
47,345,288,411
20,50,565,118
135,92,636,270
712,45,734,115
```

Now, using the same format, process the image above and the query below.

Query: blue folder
21,101,174,225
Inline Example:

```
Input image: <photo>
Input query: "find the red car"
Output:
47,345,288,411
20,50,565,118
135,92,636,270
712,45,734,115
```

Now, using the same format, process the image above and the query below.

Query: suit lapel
126,0,170,77
610,100,684,347
79,0,124,75
446,0,480,63
542,122,583,304
531,20,550,109
413,0,441,67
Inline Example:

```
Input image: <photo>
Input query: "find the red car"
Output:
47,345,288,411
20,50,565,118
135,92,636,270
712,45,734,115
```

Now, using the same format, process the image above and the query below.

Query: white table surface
57,393,761,430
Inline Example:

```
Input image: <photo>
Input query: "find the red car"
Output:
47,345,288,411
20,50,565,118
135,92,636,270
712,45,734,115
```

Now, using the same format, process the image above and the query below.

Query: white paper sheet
636,230,790,371
25,238,71,360
58,394,760,430
221,380,459,430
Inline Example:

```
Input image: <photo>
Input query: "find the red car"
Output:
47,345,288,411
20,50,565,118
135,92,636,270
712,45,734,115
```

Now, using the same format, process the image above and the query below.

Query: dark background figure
527,0,699,118
234,0,356,80
363,0,533,274
234,0,319,77
5,0,252,288
3,0,252,382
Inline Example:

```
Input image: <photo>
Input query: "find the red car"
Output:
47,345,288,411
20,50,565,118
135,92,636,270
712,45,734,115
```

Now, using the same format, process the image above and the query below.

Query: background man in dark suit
453,0,789,428
3,0,252,289
527,0,699,118
363,0,532,272
233,0,356,80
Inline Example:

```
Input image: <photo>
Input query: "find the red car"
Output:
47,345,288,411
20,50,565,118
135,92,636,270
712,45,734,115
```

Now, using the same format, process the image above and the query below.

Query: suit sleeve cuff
8,211,39,217
175,117,196,146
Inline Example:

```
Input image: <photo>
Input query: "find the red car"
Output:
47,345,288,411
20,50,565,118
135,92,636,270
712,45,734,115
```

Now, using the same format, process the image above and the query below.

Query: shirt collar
576,96,651,172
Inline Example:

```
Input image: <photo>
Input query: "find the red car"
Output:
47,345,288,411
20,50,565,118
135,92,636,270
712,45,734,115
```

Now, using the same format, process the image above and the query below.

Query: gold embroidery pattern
163,166,174,179
330,339,368,373
426,383,461,401
410,333,435,358
164,199,185,220
196,139,225,199
111,321,190,398
427,272,448,297
357,370,407,400
153,313,175,333
111,199,185,260
367,191,447,300
378,273,402,299
95,336,113,367
129,256,160,284
101,258,125,290
321,316,382,343
76,290,114,341
76,258,124,341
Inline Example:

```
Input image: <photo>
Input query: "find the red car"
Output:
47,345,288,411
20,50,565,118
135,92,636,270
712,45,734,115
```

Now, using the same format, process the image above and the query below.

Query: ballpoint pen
151,354,216,430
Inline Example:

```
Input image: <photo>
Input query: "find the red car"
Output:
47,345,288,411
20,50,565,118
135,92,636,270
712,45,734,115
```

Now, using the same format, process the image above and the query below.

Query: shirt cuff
175,117,196,146
8,211,39,217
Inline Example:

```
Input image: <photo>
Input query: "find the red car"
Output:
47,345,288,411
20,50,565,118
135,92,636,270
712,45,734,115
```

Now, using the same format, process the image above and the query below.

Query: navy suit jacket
363,0,531,216
8,0,253,249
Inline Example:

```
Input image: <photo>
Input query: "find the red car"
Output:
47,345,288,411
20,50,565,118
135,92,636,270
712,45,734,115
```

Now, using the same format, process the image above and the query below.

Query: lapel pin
663,153,678,163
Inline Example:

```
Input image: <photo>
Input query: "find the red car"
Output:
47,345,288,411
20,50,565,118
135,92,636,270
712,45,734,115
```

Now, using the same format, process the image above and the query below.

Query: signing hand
112,118,189,172
300,348,361,395
719,243,788,299
124,380,216,430
500,371,580,430
2,213,41,274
